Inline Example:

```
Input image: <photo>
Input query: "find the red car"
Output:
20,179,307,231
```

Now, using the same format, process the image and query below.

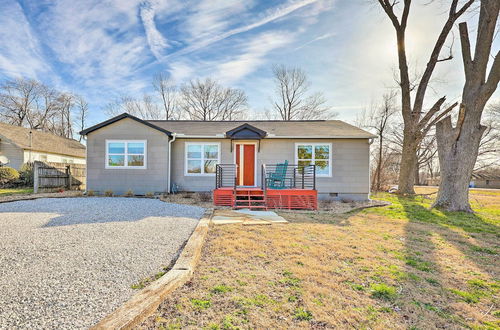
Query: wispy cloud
0,1,48,79
294,32,335,51
215,31,296,84
140,0,169,60
162,0,321,59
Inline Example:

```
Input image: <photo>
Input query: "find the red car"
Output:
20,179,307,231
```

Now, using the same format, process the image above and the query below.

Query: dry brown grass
141,188,499,329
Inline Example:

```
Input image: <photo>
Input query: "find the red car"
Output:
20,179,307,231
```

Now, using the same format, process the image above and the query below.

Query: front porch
213,163,318,210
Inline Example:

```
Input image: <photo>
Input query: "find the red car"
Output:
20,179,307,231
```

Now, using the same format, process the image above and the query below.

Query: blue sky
0,0,497,127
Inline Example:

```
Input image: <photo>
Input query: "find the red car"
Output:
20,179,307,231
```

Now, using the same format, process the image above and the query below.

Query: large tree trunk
434,115,485,212
398,132,418,194
434,0,499,212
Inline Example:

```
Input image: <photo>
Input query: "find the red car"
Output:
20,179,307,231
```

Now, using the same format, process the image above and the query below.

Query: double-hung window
295,143,332,176
106,140,146,169
185,142,220,175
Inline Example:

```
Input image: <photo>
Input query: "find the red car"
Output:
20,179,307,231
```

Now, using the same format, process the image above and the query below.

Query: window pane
108,155,125,166
315,160,329,175
128,142,144,154
204,145,219,159
315,145,329,159
298,160,311,174
187,145,202,159
128,155,144,166
108,142,125,154
297,145,312,159
204,160,217,173
187,160,202,173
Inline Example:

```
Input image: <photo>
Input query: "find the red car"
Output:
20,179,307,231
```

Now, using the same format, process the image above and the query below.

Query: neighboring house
470,173,500,189
0,122,86,169
81,113,376,208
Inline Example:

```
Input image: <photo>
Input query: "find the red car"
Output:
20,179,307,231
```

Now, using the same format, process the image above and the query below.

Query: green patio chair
266,160,289,189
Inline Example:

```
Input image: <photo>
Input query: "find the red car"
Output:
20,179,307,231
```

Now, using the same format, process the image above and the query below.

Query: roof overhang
79,113,172,136
225,123,267,140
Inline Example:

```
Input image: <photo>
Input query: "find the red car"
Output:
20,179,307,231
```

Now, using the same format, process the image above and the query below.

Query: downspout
167,133,177,193
368,138,375,200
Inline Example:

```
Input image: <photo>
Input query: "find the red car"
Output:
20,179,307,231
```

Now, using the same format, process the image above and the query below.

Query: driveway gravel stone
0,197,204,329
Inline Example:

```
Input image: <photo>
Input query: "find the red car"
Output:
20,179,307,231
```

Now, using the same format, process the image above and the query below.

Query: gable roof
0,122,86,158
80,113,172,136
148,120,376,138
226,123,267,139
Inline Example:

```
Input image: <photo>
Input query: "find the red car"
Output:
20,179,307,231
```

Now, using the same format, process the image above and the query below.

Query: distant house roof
472,172,500,181
0,122,86,158
148,119,376,138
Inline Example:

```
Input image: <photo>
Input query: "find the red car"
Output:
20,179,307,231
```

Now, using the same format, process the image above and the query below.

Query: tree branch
417,96,446,130
481,50,500,100
459,22,473,78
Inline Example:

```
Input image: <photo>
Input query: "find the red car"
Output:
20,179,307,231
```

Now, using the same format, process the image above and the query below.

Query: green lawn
0,188,33,196
143,187,499,329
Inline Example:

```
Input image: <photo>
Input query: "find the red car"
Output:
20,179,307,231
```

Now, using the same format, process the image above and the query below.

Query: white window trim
294,142,332,177
185,142,221,176
105,140,147,169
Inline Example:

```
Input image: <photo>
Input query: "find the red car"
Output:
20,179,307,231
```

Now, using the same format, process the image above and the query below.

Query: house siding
22,150,85,164
170,138,370,200
86,118,169,195
0,139,24,169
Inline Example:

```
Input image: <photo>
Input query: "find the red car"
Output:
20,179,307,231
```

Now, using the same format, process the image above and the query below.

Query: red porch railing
214,163,317,210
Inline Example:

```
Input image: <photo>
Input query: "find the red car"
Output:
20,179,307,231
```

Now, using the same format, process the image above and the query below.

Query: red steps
233,189,267,210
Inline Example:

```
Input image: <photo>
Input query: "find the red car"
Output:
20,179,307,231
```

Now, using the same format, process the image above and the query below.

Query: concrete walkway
212,209,288,225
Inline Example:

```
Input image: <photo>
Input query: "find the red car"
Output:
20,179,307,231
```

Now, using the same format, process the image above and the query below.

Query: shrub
18,162,34,186
124,189,134,197
0,167,20,185
87,190,95,196
104,189,113,197
198,192,212,202
145,191,154,198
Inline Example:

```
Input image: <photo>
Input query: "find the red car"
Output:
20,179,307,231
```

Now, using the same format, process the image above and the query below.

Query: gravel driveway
0,197,204,329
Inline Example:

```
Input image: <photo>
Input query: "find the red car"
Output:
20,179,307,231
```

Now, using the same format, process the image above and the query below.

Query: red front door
236,144,255,186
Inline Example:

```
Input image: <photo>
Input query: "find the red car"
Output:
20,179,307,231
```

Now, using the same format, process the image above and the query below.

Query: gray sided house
81,113,375,203
0,122,86,169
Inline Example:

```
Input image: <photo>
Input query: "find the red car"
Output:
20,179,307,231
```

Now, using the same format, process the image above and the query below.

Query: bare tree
74,95,88,142
376,0,475,195
0,77,88,139
104,94,165,120
179,78,247,121
357,92,398,191
153,72,178,120
270,64,333,120
434,0,499,212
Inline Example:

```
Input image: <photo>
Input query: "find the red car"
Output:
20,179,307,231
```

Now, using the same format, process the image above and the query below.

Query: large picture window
106,140,146,169
295,143,331,176
185,142,220,175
